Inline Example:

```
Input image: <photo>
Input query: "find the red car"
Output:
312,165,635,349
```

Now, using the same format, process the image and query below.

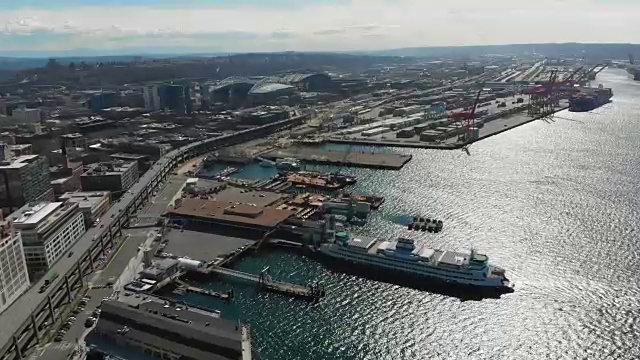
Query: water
184,69,640,360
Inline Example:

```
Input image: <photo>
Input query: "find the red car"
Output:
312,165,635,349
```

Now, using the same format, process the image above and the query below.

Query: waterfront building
138,258,179,282
168,198,294,237
0,154,54,216
59,191,111,227
94,300,252,360
0,216,30,314
11,202,85,279
81,161,138,195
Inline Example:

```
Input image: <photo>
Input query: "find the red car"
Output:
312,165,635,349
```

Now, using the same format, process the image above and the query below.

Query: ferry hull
314,249,514,299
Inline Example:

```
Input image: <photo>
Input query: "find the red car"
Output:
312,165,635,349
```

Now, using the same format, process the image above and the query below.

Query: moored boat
318,232,513,291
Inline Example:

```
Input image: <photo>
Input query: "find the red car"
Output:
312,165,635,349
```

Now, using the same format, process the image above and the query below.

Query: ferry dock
192,265,324,302
173,279,233,300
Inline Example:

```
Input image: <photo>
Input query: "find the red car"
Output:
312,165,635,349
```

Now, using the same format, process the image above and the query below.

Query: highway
0,115,305,360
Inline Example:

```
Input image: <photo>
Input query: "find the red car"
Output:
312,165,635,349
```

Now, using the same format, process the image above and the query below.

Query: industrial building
93,300,252,360
10,202,85,279
0,215,30,314
81,161,139,195
59,191,111,227
0,152,54,216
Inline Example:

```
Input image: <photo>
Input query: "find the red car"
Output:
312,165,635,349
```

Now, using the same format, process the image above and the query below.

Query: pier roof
169,198,294,228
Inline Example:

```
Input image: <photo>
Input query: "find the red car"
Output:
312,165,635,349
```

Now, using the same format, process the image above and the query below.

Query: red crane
451,88,483,121
558,65,584,86
530,70,557,94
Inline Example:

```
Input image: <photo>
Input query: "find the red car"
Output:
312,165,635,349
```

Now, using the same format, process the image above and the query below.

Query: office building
81,161,138,194
11,202,85,279
0,215,30,314
11,108,41,124
110,153,149,173
87,91,118,113
9,144,32,157
50,161,84,196
0,154,54,216
60,133,87,150
94,300,252,360
142,86,161,111
0,142,10,162
59,191,110,227
158,84,189,115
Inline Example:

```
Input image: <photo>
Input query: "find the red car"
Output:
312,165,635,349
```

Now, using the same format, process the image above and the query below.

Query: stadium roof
249,83,296,94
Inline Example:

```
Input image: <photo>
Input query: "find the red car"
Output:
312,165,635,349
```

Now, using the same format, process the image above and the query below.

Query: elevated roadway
0,115,305,360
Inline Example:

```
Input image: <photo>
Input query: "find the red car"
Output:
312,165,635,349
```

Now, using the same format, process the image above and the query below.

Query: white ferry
318,232,513,290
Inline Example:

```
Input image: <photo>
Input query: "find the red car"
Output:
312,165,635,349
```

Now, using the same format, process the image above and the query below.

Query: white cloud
0,0,639,52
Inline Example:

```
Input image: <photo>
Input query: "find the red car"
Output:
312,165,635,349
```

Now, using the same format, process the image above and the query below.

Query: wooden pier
174,280,232,300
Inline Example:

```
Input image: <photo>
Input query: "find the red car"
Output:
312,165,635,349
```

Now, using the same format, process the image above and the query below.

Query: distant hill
362,43,640,60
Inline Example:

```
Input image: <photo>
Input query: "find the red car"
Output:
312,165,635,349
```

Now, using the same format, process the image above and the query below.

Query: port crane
528,70,558,115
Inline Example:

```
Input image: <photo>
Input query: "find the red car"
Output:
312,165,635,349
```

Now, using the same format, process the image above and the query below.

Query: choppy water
185,69,640,360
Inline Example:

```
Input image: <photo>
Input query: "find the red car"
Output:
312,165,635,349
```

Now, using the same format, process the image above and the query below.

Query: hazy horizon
1,0,640,56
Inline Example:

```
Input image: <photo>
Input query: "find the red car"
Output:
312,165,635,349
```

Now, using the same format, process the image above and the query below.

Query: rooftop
169,198,294,229
10,202,78,234
0,154,40,170
83,161,136,176
97,300,247,360
140,258,178,277
59,191,110,211
12,202,63,226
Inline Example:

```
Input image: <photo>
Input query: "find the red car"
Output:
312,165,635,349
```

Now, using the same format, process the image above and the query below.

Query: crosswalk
27,341,76,360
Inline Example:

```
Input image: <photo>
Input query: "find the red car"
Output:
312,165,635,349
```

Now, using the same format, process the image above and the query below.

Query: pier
174,280,232,300
196,266,324,302
262,147,412,170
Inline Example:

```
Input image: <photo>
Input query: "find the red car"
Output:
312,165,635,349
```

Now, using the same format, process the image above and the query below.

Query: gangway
207,266,324,301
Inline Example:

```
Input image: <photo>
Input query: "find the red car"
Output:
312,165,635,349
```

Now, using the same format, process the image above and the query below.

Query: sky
1,0,639,55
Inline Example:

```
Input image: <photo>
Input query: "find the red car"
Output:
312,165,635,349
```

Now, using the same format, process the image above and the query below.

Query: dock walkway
207,267,324,301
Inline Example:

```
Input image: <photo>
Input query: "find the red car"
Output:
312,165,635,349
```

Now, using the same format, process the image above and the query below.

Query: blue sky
1,0,639,56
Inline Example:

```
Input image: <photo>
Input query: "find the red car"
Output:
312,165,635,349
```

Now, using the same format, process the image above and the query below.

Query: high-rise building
11,202,85,279
0,154,54,216
87,92,118,113
142,86,161,111
0,215,30,314
159,84,188,115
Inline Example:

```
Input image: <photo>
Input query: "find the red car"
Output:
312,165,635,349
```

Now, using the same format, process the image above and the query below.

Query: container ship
318,232,513,290
569,86,613,112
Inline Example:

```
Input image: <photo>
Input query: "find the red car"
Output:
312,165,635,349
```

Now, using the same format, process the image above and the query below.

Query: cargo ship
569,86,613,112
318,232,513,290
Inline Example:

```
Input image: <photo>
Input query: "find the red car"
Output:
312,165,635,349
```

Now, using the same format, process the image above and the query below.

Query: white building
142,86,161,111
11,202,85,279
0,218,30,313
11,108,41,124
